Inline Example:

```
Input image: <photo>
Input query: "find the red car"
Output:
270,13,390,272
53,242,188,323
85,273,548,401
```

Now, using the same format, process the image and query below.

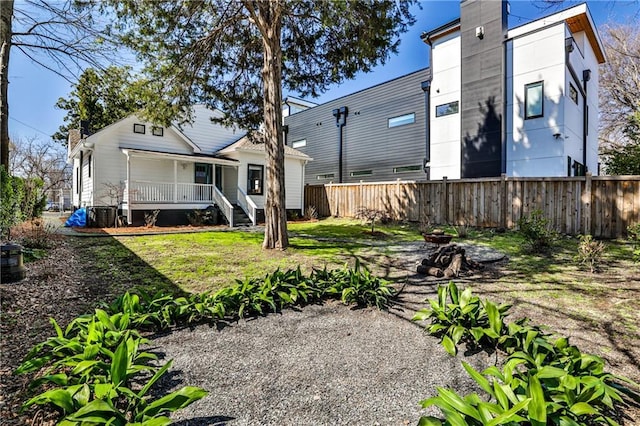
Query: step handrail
236,187,257,226
213,186,234,227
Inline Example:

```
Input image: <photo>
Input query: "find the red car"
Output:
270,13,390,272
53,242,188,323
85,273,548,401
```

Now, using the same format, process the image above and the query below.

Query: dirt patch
69,224,227,235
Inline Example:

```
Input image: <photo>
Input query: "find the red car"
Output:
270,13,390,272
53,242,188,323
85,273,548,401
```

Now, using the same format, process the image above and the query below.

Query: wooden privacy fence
304,174,640,239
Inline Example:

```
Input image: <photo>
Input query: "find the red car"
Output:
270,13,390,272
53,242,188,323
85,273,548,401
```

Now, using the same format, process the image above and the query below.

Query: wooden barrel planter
1,243,27,283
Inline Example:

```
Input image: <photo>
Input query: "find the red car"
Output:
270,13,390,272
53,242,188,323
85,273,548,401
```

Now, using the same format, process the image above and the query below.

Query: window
152,126,164,136
525,81,544,119
435,101,459,117
316,173,335,180
393,165,421,174
350,170,372,177
75,167,79,194
292,139,307,148
133,123,146,134
388,113,415,128
247,164,264,195
569,83,578,105
88,154,92,178
573,160,586,177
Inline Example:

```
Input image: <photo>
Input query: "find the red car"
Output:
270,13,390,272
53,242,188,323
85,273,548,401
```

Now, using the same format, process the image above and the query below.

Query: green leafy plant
412,282,509,355
517,210,557,252
325,260,396,309
576,234,606,273
415,287,640,426
18,308,207,425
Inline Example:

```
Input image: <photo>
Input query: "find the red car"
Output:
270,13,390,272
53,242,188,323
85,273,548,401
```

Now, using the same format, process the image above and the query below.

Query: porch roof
120,147,239,166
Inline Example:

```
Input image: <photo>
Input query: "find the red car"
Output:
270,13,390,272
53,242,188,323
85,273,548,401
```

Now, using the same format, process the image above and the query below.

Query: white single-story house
67,105,312,226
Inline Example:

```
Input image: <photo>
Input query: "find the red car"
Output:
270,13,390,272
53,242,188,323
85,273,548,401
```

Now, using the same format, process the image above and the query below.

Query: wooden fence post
582,172,592,235
501,174,507,229
442,176,448,224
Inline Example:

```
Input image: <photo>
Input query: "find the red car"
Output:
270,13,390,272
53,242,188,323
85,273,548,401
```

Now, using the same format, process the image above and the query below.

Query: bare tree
599,23,640,149
9,135,71,194
1,0,115,170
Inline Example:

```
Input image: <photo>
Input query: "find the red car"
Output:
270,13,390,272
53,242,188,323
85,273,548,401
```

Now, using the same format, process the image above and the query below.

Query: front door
194,163,212,200
195,163,212,184
215,165,223,191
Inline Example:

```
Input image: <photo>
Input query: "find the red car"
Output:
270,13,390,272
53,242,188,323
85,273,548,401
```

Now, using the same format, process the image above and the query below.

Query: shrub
517,210,556,252
1,168,24,240
187,208,215,226
576,234,606,273
354,207,387,233
144,209,160,227
305,205,318,220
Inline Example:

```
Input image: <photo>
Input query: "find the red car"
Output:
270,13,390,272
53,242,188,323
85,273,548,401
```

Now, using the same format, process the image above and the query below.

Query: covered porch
121,149,258,227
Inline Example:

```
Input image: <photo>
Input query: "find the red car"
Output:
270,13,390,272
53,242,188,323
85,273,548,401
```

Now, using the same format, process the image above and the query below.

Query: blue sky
8,0,639,142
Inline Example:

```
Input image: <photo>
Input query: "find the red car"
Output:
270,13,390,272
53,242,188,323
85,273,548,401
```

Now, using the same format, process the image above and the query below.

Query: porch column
174,160,178,203
126,153,132,224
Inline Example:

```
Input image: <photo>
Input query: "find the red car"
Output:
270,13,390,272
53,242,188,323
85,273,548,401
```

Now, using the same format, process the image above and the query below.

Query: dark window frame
435,101,459,117
133,123,146,134
393,165,422,174
152,126,164,137
525,81,544,119
569,83,578,105
88,154,92,178
247,164,264,195
350,170,373,177
316,173,335,180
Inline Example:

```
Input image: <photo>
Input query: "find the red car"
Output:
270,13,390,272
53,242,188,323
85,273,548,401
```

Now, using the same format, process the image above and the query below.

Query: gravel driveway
151,300,493,426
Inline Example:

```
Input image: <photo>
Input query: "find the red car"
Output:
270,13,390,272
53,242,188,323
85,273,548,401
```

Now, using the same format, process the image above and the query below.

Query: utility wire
9,116,52,138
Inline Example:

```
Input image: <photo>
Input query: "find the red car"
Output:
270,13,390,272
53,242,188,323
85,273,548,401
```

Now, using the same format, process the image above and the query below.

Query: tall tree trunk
258,1,288,250
0,0,13,171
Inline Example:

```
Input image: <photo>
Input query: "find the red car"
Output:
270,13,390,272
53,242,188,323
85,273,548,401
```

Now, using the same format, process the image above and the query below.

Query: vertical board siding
304,175,640,238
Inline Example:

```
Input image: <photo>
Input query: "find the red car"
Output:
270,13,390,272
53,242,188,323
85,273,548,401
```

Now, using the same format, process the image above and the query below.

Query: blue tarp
64,208,87,227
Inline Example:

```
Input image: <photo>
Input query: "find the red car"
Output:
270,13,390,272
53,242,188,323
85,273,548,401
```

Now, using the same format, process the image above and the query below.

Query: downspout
126,151,131,225
332,106,348,183
79,151,83,207
582,69,591,173
421,80,432,179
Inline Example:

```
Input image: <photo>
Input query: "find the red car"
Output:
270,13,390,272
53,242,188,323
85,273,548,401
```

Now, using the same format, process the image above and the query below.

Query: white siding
430,31,462,180
178,105,245,154
506,23,568,177
228,150,306,210
115,116,194,155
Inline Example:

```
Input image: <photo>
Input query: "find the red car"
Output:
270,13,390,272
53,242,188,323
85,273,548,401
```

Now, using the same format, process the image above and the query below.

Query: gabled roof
219,134,312,161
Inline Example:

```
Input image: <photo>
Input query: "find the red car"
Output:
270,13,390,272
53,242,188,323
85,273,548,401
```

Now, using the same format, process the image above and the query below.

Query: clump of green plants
17,310,207,425
576,234,606,273
628,223,640,262
187,208,216,226
517,210,557,252
414,283,640,426
412,281,510,355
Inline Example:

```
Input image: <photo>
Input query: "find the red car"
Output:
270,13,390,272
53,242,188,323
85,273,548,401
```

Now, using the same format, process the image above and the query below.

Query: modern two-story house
67,105,311,226
285,0,604,182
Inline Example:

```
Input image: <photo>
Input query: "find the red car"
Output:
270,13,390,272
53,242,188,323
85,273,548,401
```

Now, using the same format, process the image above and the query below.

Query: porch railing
213,187,234,227
237,187,257,226
125,180,237,227
128,180,216,203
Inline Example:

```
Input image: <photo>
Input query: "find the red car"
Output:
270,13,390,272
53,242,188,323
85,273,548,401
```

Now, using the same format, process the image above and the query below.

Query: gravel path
151,301,494,426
